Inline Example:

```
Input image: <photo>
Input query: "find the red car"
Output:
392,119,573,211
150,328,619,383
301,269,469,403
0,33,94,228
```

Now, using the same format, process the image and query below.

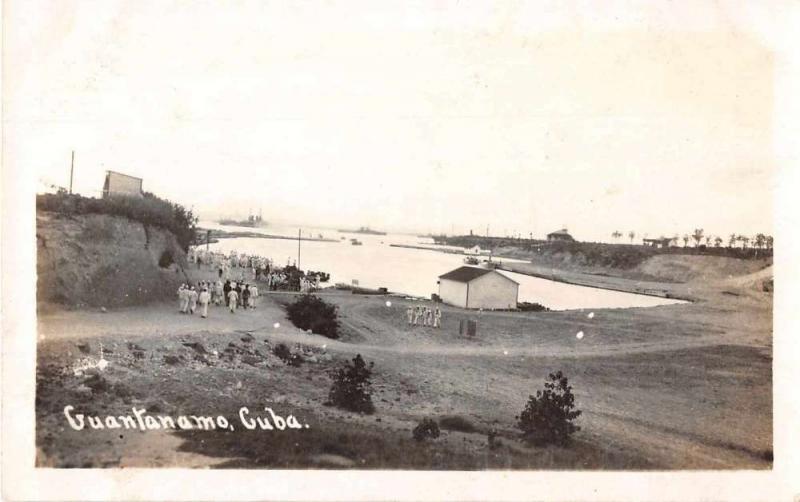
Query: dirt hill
635,254,771,284
37,212,189,309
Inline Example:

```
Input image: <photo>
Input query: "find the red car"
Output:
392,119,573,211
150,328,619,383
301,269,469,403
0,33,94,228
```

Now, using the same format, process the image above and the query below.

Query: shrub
286,294,339,339
413,418,441,442
517,302,549,312
327,354,375,414
273,343,303,367
158,250,174,268
516,371,582,446
438,415,477,433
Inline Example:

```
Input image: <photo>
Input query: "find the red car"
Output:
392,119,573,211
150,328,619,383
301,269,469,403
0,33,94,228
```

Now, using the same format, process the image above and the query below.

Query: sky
6,0,792,242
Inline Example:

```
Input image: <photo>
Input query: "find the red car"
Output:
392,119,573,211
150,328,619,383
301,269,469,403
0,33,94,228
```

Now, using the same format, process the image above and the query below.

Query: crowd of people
406,304,442,328
177,246,330,320
177,279,259,317
187,247,324,292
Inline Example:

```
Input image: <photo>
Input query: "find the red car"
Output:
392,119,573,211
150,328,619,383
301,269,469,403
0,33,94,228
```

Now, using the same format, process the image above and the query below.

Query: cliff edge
37,212,189,309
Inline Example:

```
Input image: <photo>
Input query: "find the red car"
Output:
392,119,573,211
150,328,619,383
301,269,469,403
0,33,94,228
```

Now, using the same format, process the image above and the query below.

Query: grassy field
36,257,772,469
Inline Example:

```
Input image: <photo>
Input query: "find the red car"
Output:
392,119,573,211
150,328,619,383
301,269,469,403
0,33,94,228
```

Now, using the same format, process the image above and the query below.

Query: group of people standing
177,279,259,318
406,304,442,328
221,279,258,313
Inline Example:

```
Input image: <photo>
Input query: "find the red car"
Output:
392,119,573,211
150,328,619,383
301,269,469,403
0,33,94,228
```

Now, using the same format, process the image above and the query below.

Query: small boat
351,239,363,246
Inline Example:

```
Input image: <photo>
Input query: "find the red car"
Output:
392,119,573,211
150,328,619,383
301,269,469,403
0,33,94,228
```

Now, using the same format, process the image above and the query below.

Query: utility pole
69,151,75,194
297,228,301,269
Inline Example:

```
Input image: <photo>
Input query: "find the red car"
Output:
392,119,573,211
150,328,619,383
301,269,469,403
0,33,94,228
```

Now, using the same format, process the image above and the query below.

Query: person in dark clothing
235,283,243,307
223,280,231,307
242,285,251,310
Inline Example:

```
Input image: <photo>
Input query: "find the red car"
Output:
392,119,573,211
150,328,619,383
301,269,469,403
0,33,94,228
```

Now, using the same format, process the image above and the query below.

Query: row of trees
611,228,773,250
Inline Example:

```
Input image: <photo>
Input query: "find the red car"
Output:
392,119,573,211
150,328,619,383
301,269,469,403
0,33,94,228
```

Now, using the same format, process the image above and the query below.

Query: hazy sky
7,1,788,241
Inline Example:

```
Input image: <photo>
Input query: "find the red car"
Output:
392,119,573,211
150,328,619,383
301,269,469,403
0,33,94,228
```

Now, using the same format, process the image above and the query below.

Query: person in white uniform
198,287,211,318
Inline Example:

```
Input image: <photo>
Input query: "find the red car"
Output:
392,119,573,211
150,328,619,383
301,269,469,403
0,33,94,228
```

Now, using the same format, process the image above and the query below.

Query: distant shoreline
197,228,339,243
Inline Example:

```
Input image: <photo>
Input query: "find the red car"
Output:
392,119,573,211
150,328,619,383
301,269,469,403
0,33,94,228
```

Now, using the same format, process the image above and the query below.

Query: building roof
439,266,519,285
106,170,143,182
547,228,571,236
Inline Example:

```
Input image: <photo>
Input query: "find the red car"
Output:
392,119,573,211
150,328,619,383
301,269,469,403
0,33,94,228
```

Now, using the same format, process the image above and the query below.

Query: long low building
438,266,519,310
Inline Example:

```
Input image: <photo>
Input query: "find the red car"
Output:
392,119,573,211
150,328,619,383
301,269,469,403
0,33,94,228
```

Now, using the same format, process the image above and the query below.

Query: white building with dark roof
438,266,519,310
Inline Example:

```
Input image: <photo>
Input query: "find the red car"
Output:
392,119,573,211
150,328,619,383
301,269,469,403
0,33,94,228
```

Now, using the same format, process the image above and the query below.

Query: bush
516,371,582,446
286,294,339,339
327,354,375,414
438,415,477,433
273,343,303,367
413,418,441,442
517,302,549,312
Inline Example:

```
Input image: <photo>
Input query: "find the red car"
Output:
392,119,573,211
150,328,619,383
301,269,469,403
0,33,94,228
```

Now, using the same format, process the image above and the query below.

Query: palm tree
691,228,704,247
682,234,689,247
628,230,635,244
705,235,712,246
611,230,622,242
714,236,723,247
729,233,737,248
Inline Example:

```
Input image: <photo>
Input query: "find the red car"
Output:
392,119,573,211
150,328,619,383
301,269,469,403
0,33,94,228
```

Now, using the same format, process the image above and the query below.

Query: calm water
201,221,685,311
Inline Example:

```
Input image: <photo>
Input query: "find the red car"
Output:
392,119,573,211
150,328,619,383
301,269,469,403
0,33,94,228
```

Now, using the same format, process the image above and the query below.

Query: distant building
546,228,574,242
438,266,519,310
643,237,672,248
102,171,143,198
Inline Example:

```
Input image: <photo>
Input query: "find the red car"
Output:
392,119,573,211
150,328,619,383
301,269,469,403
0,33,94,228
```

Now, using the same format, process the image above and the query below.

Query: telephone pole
69,151,75,194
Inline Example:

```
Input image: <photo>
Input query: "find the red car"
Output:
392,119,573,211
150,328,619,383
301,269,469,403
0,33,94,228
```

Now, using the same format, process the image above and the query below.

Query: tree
766,235,774,250
714,236,723,247
739,235,750,249
729,233,737,248
327,354,375,414
682,234,690,247
704,235,712,246
516,371,581,446
692,228,704,247
754,233,766,249
628,230,636,244
611,231,622,242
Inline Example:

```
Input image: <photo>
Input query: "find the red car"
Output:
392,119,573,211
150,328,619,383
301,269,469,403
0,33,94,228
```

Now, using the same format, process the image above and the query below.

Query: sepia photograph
3,0,800,500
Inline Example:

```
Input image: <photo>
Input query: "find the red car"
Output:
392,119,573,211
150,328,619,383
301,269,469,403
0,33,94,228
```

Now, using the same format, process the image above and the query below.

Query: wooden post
69,151,74,194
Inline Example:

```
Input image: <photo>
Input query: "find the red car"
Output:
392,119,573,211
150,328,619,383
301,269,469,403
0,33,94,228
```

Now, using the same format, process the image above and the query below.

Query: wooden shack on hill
102,170,143,198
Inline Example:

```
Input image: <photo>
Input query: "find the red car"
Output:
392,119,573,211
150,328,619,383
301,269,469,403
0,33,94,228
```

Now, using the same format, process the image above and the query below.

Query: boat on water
218,211,267,228
337,226,386,236
351,238,363,246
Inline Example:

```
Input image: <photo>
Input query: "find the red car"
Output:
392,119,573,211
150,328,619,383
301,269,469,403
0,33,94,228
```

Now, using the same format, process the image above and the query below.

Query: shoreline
494,263,697,303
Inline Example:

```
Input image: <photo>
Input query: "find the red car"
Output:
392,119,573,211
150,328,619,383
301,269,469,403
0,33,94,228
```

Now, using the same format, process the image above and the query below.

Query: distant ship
337,226,386,236
218,210,267,228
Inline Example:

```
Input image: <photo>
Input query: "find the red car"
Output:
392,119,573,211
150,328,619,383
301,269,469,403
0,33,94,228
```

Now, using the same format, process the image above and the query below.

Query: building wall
105,172,143,197
466,272,518,309
439,279,468,308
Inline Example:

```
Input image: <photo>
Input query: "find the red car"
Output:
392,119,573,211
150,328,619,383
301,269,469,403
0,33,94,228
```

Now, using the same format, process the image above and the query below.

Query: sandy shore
35,261,772,469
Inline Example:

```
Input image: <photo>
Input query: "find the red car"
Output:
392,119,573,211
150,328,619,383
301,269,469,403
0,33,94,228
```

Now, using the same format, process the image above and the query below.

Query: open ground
36,257,772,469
